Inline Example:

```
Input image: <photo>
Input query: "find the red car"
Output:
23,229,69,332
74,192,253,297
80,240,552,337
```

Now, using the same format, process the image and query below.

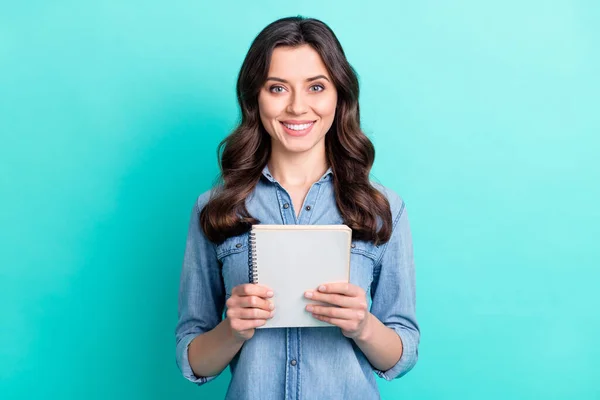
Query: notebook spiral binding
248,228,258,284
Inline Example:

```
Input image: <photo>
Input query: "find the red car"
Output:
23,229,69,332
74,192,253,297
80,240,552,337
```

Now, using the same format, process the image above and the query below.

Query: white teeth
282,122,314,131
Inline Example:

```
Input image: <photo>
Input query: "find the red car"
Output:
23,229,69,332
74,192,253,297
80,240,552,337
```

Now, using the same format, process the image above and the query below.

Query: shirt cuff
176,332,220,385
373,327,418,380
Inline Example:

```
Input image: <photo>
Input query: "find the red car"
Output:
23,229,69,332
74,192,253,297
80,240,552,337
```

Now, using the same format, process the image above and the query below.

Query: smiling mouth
279,120,316,136
280,121,316,130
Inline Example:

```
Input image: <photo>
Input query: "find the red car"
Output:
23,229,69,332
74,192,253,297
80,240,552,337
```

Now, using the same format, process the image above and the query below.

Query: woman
175,16,419,400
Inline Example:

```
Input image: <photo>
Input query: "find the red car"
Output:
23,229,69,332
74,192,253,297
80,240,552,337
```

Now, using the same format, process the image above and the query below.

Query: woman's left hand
305,283,372,340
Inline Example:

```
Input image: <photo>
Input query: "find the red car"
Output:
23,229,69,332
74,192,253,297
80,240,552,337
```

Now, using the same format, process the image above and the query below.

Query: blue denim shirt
175,165,419,400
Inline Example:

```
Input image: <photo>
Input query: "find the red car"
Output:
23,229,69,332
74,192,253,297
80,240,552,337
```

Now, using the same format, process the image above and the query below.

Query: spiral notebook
249,224,352,328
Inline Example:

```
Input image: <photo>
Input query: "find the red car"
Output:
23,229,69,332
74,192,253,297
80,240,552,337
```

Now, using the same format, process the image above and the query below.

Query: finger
228,307,274,320
232,283,274,298
312,314,359,332
304,291,363,309
232,283,273,298
230,318,267,332
306,304,364,320
316,282,362,297
227,295,274,312
248,319,268,329
239,295,275,311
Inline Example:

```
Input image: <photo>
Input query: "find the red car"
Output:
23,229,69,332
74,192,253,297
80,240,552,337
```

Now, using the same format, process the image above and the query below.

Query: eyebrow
265,75,331,84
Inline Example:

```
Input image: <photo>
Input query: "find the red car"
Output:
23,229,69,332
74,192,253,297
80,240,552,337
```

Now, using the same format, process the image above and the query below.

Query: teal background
1,1,599,399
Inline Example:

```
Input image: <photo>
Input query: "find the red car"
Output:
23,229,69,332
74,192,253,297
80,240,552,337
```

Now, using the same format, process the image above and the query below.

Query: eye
310,84,325,92
269,85,285,93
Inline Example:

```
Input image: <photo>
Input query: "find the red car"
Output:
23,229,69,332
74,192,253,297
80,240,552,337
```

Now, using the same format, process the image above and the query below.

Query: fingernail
269,302,275,310
318,285,326,292
306,305,313,312
305,291,313,298
270,310,275,317
267,291,274,297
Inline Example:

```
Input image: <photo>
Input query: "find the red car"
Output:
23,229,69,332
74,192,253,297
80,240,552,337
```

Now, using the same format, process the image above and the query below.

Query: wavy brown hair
200,16,392,246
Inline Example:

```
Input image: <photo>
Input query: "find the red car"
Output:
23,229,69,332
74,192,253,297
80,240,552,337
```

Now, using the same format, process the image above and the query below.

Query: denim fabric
175,165,419,400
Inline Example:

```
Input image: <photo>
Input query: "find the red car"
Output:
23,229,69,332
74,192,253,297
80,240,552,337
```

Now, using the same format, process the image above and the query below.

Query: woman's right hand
225,283,275,341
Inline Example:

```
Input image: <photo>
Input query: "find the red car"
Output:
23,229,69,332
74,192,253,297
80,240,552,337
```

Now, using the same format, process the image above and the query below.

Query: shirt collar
261,164,333,183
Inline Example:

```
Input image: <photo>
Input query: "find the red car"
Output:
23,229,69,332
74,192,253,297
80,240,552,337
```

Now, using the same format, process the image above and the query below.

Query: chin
281,142,315,153
280,135,326,153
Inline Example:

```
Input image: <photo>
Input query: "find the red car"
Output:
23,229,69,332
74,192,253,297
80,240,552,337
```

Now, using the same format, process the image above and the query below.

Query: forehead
268,44,329,79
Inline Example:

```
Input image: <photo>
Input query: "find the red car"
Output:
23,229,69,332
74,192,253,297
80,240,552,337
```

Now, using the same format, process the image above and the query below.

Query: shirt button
290,359,297,366
235,243,242,248
283,203,290,209
351,243,356,248
305,205,311,211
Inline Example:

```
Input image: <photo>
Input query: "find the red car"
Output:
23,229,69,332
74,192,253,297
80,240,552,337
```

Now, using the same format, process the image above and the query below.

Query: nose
286,90,308,115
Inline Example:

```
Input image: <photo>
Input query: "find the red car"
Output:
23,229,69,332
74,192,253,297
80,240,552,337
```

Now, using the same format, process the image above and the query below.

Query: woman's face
257,44,338,155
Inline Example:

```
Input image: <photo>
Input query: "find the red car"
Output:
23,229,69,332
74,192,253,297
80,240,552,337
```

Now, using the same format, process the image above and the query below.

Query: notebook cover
251,224,352,328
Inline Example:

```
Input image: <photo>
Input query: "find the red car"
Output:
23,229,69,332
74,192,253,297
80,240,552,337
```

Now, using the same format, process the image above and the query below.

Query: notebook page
253,226,351,328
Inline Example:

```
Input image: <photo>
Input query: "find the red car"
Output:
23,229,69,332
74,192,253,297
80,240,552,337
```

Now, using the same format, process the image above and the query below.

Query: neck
268,144,328,187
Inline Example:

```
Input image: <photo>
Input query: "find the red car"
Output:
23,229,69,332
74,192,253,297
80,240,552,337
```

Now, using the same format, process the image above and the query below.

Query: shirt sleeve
369,200,420,380
174,195,226,385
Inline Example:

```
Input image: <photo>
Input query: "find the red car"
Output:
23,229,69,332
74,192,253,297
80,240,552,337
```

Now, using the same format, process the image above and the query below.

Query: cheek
258,95,283,120
313,94,337,119
258,97,278,137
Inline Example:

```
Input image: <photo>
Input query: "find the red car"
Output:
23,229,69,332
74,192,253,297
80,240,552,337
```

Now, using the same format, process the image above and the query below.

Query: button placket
296,181,322,224
275,186,295,225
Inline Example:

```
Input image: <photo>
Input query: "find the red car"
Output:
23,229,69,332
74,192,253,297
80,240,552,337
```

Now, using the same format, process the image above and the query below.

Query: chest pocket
349,239,378,298
215,233,250,299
